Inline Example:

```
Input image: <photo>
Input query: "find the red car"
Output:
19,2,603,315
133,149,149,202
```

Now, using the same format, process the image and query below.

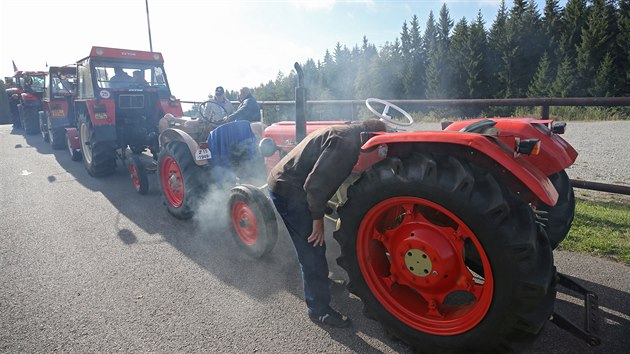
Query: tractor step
550,272,601,347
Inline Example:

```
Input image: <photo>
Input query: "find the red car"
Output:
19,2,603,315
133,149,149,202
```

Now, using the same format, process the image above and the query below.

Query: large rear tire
50,128,66,150
334,152,555,353
228,184,278,258
78,112,116,177
158,141,205,219
541,170,575,249
21,106,40,135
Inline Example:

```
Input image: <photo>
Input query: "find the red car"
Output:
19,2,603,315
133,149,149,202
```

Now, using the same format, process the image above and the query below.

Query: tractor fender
444,118,578,175
361,131,558,206
65,127,80,150
159,128,208,166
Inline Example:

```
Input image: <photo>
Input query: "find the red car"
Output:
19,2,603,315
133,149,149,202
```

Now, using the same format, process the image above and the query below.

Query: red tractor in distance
230,90,599,352
66,46,183,192
39,65,77,150
6,70,47,134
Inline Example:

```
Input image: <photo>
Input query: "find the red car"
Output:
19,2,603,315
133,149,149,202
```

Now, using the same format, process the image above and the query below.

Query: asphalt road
1,123,628,353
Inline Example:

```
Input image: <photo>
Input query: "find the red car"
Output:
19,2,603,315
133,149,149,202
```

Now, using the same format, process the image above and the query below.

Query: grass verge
558,197,630,265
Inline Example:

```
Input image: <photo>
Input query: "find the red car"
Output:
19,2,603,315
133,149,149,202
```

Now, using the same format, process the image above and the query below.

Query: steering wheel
199,100,228,123
365,98,414,126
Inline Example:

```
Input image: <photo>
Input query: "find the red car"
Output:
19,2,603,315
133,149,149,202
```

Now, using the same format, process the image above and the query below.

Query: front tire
129,155,149,195
228,184,278,258
158,141,205,219
334,152,555,353
66,131,82,161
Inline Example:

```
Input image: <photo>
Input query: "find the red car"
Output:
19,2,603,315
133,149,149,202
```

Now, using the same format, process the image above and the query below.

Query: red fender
444,118,577,175
360,131,559,206
65,127,80,150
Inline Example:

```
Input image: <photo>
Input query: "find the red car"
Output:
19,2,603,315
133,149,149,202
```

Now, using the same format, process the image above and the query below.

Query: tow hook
550,272,601,347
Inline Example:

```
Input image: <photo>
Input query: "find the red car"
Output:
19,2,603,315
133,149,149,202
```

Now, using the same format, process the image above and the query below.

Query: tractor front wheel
334,152,555,353
158,141,205,219
66,131,82,161
129,155,149,195
228,184,278,258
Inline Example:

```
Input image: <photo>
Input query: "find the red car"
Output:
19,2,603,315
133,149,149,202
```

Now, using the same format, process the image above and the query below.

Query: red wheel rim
231,200,258,245
160,156,184,208
357,197,493,335
129,163,141,191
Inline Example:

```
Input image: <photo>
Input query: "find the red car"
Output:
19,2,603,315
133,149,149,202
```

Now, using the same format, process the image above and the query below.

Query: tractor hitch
550,272,601,347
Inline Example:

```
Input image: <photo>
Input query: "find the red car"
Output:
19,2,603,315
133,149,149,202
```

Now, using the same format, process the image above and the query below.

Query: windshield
92,62,170,93
20,75,46,93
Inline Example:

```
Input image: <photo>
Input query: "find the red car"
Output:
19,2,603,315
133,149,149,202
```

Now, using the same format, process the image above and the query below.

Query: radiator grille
119,94,144,109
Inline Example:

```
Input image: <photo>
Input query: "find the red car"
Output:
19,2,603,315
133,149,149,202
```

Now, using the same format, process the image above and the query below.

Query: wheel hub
389,223,459,292
167,172,182,193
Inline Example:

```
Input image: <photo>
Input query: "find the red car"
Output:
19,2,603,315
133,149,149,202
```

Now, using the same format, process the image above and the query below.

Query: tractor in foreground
39,65,77,149
228,90,599,352
66,46,183,193
6,70,47,134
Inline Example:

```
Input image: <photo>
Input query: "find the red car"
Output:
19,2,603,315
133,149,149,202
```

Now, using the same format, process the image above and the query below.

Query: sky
1,0,560,102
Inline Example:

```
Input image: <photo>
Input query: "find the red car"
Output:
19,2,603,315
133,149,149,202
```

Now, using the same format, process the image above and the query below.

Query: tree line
253,0,630,120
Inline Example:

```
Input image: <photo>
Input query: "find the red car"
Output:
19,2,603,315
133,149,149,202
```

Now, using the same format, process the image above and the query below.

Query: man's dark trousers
268,190,331,316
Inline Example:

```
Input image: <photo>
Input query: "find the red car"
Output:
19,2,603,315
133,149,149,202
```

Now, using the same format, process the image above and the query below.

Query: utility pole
145,0,153,52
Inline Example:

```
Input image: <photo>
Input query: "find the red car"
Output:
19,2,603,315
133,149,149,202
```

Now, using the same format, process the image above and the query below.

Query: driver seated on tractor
110,67,133,88
133,70,148,87
224,87,264,140
225,87,260,123
204,86,234,120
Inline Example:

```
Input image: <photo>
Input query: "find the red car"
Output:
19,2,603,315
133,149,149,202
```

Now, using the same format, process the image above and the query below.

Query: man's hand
307,219,325,247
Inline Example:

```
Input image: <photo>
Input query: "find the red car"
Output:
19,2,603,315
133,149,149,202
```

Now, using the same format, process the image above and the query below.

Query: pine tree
488,0,512,98
551,55,577,97
426,4,453,98
469,12,490,99
449,18,470,98
542,0,563,74
576,0,616,96
559,0,587,61
527,52,552,97
616,0,630,94
589,52,615,97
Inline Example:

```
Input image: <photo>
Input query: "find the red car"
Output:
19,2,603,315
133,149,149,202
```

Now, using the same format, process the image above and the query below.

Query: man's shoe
309,309,351,328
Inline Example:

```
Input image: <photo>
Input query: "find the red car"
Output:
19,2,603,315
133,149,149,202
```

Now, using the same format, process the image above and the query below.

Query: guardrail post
541,105,550,119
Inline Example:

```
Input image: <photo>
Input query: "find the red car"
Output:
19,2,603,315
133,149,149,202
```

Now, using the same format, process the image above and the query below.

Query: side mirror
259,137,279,157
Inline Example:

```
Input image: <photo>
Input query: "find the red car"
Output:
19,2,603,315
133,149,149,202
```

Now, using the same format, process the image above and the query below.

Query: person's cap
215,86,224,95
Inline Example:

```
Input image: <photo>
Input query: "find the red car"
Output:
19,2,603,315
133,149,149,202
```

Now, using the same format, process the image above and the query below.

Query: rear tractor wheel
78,112,116,176
334,152,555,353
158,141,205,219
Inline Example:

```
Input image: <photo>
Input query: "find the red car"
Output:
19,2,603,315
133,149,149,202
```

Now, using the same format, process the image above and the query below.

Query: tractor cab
39,65,78,148
7,70,47,133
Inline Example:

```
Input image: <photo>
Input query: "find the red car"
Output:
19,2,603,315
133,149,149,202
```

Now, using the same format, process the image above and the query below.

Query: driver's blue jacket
226,94,261,122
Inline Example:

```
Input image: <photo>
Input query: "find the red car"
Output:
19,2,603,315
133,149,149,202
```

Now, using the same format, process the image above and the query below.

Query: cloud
289,0,336,10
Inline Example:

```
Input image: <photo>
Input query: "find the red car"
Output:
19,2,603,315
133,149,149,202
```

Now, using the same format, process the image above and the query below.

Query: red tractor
6,70,47,134
66,46,183,190
227,84,598,351
39,65,77,150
